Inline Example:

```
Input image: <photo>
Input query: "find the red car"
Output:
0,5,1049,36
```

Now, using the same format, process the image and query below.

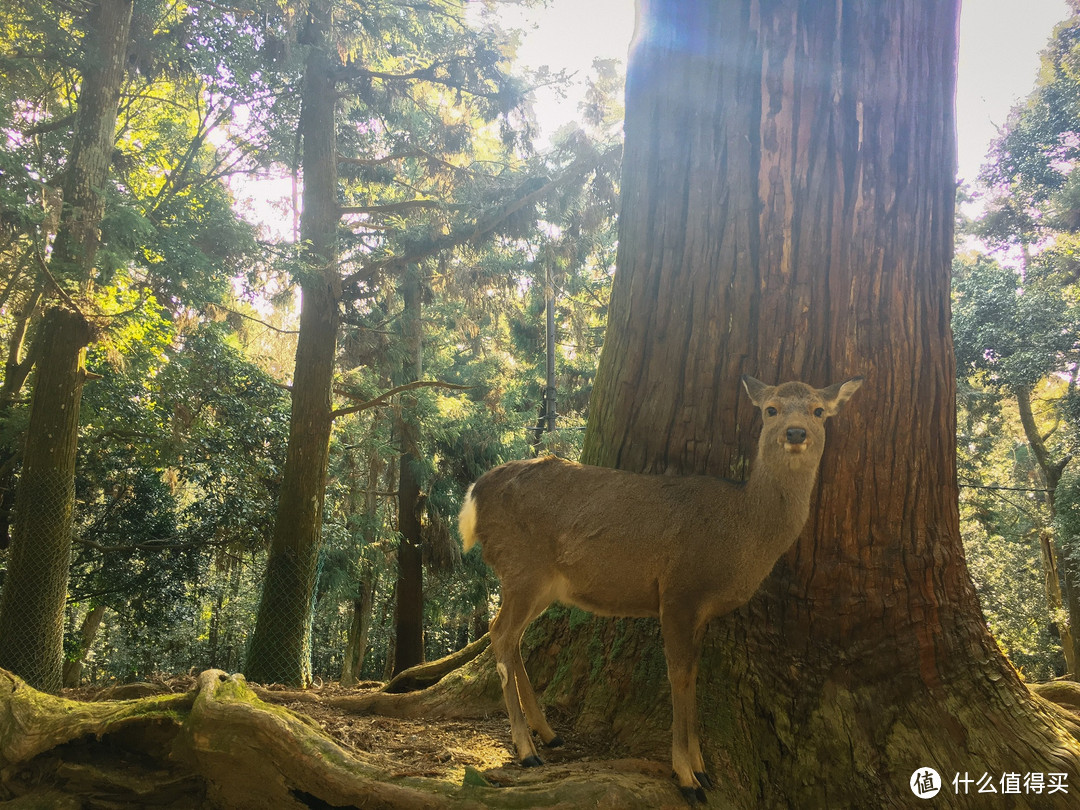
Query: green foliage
61,318,291,681
0,0,625,686
954,3,1080,681
952,254,1075,391
1056,468,1080,573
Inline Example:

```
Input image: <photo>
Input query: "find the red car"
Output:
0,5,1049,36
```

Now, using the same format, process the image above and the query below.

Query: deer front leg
661,606,709,804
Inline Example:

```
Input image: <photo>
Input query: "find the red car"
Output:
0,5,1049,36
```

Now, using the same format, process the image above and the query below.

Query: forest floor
48,672,1080,808
62,675,659,795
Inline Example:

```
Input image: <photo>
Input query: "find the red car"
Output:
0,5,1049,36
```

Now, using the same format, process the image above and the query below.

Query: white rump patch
459,485,479,552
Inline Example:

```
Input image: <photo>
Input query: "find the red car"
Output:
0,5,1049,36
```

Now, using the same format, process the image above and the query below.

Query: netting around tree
0,470,76,693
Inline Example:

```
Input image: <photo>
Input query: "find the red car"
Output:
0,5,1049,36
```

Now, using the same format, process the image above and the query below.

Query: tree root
326,644,503,719
0,667,688,809
382,634,490,694
1030,680,1080,741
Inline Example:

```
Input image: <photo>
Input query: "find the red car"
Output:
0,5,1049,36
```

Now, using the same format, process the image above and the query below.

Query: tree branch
339,148,608,291
339,199,462,216
33,250,87,321
339,148,493,180
1016,386,1063,491
205,302,299,335
338,151,427,167
958,481,1053,493
22,112,77,137
331,380,471,420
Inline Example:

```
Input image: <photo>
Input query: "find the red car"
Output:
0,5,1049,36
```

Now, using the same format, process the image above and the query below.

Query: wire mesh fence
0,469,77,694
0,525,484,691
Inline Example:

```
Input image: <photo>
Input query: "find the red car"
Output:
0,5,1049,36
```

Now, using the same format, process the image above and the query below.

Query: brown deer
459,375,862,804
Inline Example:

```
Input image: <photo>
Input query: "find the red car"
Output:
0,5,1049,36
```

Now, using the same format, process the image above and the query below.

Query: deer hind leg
489,587,555,766
510,638,562,748
661,605,709,804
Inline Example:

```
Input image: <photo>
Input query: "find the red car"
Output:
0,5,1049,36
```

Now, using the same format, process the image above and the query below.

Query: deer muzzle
784,427,808,452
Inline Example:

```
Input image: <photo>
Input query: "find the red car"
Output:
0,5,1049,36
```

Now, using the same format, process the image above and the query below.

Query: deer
458,375,862,804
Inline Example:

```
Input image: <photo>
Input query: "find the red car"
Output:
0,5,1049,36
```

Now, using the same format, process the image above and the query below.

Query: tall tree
245,0,341,686
392,266,425,674
0,0,133,693
243,0,573,685
549,1,1080,805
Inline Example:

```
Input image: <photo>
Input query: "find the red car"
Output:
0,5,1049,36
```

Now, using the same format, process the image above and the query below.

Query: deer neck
743,453,819,550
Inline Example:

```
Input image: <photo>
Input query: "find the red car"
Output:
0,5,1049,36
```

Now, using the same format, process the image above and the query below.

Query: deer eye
814,407,824,418
765,406,778,417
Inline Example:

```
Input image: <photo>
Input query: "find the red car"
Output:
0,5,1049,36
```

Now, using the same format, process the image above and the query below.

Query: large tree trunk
245,0,340,686
0,0,133,693
0,310,92,693
547,0,1080,805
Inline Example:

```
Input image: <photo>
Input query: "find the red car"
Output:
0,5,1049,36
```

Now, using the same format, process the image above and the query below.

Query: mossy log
0,667,690,808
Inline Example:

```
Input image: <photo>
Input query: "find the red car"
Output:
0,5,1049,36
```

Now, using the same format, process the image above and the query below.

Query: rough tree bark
552,1,1080,806
0,0,133,693
244,0,341,687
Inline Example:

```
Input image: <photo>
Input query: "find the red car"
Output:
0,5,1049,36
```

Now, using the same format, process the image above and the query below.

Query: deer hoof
545,735,564,748
521,755,544,768
694,771,713,791
679,785,708,805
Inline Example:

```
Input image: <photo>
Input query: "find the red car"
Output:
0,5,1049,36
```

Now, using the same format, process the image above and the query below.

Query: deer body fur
459,376,862,804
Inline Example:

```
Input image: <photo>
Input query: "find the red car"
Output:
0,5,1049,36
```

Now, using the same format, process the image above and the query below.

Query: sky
507,0,1073,186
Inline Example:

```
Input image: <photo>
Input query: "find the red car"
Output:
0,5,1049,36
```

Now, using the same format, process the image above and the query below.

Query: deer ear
741,375,773,407
819,376,863,416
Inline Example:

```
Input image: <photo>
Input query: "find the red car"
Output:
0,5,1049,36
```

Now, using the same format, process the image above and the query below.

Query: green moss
587,622,608,680
567,607,591,631
547,657,573,694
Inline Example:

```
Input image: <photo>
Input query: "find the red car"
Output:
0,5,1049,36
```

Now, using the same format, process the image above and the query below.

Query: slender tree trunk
393,268,425,674
0,278,46,549
529,266,558,455
342,448,383,685
1040,530,1076,675
62,604,107,688
0,0,132,693
341,582,374,686
528,1,1080,806
543,261,557,434
245,0,340,686
1017,386,1080,676
1064,567,1080,677
208,583,226,670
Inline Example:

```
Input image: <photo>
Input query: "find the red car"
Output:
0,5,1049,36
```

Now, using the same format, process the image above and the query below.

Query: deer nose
786,427,807,445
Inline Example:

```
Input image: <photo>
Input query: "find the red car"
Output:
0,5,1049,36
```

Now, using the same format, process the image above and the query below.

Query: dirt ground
64,675,646,792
